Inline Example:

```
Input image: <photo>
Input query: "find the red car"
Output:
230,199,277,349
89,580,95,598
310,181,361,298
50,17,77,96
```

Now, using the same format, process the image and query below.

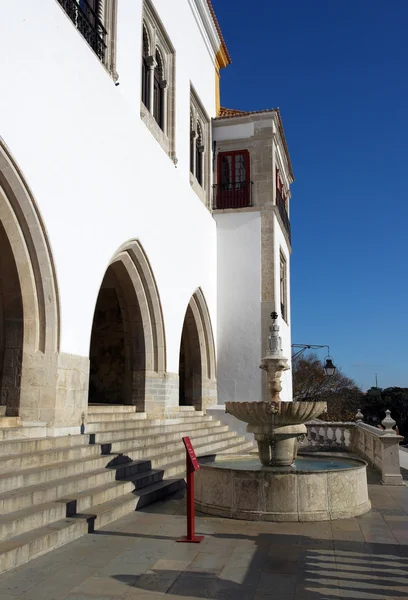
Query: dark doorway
178,304,201,408
88,264,145,406
0,222,23,416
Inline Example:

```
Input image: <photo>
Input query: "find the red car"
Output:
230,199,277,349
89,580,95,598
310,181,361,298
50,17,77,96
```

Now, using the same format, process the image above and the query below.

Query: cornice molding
188,0,229,68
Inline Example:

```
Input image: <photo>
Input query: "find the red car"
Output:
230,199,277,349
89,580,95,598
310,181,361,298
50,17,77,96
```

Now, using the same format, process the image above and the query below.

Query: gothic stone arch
89,239,166,412
0,139,60,421
179,288,216,411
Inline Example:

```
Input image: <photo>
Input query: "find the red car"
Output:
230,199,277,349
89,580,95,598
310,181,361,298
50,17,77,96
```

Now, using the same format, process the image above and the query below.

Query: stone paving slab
0,475,407,600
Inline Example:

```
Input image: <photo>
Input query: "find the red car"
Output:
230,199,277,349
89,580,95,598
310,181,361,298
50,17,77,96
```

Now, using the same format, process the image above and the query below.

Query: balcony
212,181,253,210
57,0,107,62
276,189,291,242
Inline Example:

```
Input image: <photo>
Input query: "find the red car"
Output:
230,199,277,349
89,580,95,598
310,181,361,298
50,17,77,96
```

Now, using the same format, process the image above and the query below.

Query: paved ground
0,468,408,600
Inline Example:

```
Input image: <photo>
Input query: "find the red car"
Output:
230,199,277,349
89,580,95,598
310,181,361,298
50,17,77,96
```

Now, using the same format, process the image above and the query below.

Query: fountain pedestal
249,423,307,467
195,314,371,521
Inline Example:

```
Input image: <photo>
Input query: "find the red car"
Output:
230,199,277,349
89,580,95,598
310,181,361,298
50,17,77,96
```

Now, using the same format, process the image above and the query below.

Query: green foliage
292,353,363,421
362,387,408,438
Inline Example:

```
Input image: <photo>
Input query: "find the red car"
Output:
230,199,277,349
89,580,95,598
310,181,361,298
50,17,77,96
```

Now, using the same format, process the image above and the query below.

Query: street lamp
291,344,337,377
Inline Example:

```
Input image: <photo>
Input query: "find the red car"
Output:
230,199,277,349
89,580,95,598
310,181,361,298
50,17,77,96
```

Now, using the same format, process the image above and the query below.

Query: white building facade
0,0,293,436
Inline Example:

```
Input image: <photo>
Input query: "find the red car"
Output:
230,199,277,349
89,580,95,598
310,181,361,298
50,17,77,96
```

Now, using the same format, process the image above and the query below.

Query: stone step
0,516,89,574
0,500,68,542
0,443,101,473
0,433,92,458
113,438,254,480
0,477,184,574
86,411,206,425
0,431,240,493
0,460,153,515
65,468,165,516
0,425,48,441
86,414,213,431
0,436,252,573
0,425,231,474
106,429,237,456
92,421,226,443
87,405,139,414
0,417,22,428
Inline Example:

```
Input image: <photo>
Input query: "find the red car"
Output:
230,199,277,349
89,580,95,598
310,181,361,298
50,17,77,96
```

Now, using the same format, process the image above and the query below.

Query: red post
177,437,204,544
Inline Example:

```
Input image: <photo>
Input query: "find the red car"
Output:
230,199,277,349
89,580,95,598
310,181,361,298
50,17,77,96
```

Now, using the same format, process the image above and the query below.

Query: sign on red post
177,436,204,544
182,436,200,471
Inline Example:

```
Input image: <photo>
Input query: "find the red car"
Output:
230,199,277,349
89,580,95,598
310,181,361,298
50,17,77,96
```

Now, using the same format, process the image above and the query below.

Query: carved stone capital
145,55,156,69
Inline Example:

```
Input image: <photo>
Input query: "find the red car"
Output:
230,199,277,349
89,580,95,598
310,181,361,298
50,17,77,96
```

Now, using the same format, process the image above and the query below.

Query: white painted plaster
213,122,255,142
274,213,293,401
0,0,218,373
215,211,262,404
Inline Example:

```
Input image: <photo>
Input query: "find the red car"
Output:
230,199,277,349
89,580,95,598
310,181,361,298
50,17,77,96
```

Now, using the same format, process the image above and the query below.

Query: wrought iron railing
57,0,107,62
212,181,253,210
276,189,291,242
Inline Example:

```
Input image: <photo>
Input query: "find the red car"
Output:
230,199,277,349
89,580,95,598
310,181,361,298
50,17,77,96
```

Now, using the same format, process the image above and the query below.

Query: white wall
0,0,218,373
273,214,293,401
216,210,262,404
213,122,254,142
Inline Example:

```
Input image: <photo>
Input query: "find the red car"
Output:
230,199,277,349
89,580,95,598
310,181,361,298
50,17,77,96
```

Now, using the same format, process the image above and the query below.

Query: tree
292,353,364,421
293,353,356,401
362,387,408,439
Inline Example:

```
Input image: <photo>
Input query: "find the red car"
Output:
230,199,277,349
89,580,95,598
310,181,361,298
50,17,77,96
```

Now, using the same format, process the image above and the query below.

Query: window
280,252,288,322
153,50,165,130
57,0,117,76
215,150,251,209
195,123,203,186
140,1,175,157
275,167,291,242
141,24,150,108
190,88,210,205
190,113,195,175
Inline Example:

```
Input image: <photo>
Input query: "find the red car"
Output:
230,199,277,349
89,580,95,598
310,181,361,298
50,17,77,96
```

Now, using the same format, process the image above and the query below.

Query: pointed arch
0,138,59,418
178,288,216,410
89,239,166,411
109,239,166,374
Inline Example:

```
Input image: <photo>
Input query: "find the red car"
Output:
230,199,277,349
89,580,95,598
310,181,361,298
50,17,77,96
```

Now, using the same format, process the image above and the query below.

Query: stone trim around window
140,0,176,162
190,85,210,208
279,249,288,324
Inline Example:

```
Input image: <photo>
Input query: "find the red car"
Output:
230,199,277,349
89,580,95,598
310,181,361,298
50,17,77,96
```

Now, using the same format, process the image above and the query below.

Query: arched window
195,122,203,186
141,24,150,107
153,49,164,130
190,113,195,174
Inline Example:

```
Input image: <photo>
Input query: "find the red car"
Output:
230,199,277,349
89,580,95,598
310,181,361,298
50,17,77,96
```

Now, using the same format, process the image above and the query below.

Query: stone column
380,410,403,485
145,56,156,113
160,80,168,133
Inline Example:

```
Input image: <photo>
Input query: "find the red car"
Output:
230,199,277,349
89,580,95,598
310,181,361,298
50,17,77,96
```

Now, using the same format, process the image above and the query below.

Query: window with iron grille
280,251,288,323
215,150,251,209
57,0,117,77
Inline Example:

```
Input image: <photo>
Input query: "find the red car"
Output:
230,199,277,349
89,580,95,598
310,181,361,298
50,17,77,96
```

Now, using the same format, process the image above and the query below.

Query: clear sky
212,0,408,391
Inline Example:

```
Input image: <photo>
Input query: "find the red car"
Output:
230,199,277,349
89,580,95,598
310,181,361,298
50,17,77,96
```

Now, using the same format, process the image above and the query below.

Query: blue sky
212,0,408,390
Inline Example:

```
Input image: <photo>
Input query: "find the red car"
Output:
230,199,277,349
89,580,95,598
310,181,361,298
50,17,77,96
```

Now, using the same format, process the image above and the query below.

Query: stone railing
301,409,403,486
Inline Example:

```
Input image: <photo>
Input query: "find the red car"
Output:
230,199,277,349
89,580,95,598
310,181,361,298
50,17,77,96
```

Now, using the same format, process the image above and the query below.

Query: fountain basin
195,454,371,522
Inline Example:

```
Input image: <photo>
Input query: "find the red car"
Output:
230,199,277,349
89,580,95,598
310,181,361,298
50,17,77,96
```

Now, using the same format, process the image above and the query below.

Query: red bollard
177,436,204,543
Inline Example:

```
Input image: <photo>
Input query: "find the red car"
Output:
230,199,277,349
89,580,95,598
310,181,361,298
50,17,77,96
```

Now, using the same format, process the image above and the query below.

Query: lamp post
291,344,336,377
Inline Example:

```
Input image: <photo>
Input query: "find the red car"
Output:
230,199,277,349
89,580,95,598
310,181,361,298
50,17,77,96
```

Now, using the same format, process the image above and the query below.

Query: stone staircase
0,405,252,573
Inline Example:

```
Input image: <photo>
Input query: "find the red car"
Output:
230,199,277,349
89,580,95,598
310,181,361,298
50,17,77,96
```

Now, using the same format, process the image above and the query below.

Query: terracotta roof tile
206,0,231,65
216,107,294,181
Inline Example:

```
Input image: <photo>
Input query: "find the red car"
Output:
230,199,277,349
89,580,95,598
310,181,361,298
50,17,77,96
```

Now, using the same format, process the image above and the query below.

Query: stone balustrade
301,409,403,486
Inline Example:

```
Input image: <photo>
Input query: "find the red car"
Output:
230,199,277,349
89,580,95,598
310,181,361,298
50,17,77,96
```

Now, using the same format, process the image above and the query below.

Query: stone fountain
195,313,371,521
227,312,327,467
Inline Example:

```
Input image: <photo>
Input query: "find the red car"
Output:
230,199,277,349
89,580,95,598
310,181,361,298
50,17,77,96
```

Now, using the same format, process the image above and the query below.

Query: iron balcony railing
57,0,107,62
276,189,291,242
212,181,253,210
